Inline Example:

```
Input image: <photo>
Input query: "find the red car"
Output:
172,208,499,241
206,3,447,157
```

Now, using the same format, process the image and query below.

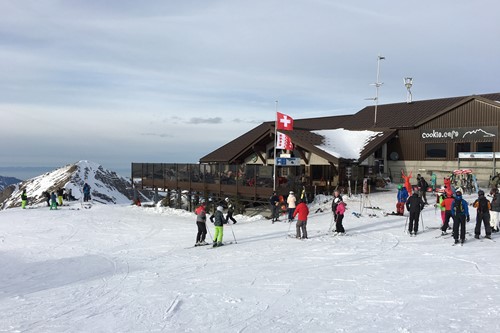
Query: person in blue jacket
396,185,409,215
451,190,470,245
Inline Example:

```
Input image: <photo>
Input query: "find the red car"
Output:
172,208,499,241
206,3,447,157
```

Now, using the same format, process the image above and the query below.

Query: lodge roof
199,92,500,164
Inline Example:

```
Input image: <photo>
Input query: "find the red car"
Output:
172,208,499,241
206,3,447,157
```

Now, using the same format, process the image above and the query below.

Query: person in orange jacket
440,192,454,235
293,200,309,239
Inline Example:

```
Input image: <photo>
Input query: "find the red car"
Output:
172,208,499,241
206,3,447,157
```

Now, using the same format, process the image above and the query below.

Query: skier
293,199,309,239
269,191,280,223
417,174,429,205
490,188,500,233
21,189,28,209
83,183,91,202
194,202,208,246
436,188,446,226
451,190,470,245
396,185,408,216
405,192,424,235
335,201,346,234
331,190,343,222
472,190,492,240
57,188,64,206
212,206,226,247
225,197,237,224
287,191,297,222
440,192,454,235
50,192,58,210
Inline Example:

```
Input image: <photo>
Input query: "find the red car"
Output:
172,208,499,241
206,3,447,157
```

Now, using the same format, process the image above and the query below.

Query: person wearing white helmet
287,191,296,222
212,205,226,247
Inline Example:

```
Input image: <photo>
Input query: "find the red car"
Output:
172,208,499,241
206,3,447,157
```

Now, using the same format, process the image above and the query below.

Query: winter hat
397,185,403,190
217,206,223,212
289,191,294,194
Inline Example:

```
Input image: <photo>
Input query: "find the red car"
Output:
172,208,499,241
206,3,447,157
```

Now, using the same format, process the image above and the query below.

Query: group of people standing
396,173,499,244
194,197,237,247
21,183,89,210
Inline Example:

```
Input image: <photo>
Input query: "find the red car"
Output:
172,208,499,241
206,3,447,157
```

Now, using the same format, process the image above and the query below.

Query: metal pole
273,100,278,191
373,55,385,127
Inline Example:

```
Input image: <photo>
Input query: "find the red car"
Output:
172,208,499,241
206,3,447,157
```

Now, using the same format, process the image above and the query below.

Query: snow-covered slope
0,190,498,332
0,161,132,209
0,175,22,192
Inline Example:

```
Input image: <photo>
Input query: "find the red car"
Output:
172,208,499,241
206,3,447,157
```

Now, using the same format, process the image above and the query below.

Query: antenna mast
371,55,385,126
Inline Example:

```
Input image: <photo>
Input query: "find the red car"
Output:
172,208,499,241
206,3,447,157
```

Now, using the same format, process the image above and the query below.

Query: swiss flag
276,132,293,150
277,112,294,131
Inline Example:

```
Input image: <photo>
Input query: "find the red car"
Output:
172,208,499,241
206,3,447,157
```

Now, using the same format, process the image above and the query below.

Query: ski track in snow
1,191,500,332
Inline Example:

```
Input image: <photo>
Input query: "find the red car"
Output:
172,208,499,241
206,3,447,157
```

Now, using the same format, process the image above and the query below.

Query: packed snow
312,129,383,160
1,190,499,332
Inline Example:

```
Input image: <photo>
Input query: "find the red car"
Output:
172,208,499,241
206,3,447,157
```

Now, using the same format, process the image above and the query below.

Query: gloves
466,215,470,222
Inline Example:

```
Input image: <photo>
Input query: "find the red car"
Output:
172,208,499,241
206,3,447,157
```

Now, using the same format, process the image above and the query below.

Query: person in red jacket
293,200,310,239
440,192,454,235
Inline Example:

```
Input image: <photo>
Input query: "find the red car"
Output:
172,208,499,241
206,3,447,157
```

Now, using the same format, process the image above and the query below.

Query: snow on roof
312,128,383,160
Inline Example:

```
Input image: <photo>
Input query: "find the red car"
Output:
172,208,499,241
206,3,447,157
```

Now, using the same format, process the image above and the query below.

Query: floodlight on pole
404,77,413,104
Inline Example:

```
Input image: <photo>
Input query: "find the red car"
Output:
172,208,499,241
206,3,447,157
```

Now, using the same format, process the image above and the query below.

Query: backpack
454,199,464,214
477,197,490,214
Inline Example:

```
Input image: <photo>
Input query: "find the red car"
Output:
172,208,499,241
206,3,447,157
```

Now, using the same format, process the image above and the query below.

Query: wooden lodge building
132,92,500,206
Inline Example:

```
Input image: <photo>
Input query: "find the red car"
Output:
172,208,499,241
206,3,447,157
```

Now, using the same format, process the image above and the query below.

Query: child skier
472,190,492,239
195,202,208,246
293,199,309,239
451,190,470,245
21,189,28,209
213,206,226,247
396,185,408,215
335,201,346,234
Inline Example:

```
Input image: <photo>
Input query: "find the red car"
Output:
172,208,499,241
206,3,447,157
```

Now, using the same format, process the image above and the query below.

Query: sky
1,0,499,178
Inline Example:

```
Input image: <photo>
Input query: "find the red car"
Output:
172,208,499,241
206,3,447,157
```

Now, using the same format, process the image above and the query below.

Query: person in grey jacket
213,206,227,247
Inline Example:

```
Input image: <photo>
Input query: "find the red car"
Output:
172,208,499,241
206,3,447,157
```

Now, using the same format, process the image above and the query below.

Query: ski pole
329,214,336,233
205,221,213,242
228,221,237,244
286,220,293,239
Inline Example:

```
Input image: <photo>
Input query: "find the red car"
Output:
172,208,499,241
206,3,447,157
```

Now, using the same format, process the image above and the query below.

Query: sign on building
420,126,497,141
276,158,301,166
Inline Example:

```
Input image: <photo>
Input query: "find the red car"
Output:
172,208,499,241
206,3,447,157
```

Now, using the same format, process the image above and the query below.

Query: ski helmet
398,185,403,190
217,206,223,212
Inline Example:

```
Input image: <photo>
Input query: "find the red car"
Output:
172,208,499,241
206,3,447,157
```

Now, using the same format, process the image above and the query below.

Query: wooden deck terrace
131,163,277,203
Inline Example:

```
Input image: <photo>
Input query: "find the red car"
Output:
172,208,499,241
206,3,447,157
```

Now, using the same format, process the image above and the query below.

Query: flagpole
273,100,278,192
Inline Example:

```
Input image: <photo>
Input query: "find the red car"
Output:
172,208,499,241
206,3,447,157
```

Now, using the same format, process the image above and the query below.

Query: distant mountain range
0,161,133,209
0,175,23,192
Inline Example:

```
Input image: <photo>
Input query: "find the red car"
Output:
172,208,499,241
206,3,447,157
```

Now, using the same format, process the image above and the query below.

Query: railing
131,163,278,202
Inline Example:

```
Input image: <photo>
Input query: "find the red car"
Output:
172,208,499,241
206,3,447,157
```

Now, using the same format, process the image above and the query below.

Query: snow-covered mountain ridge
0,161,132,209
0,175,22,192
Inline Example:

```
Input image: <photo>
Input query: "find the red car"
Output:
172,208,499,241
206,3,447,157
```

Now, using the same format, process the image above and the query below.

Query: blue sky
1,0,499,178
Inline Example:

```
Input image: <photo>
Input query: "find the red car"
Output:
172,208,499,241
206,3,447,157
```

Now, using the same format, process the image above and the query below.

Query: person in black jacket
331,190,343,223
417,174,429,205
406,192,424,235
269,191,280,223
473,190,492,239
225,197,237,224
